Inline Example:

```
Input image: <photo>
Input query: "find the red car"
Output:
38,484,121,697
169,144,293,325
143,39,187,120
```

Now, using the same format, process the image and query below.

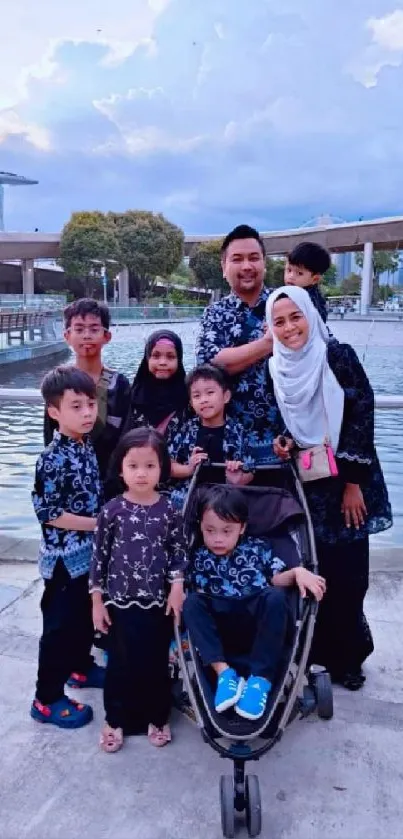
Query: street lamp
90,259,119,303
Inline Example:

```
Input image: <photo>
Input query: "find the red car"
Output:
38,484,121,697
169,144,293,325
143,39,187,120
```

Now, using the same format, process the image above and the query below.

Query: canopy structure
0,171,38,231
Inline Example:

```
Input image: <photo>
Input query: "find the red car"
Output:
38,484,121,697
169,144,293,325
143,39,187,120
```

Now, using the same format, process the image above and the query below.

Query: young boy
168,364,253,509
44,299,130,484
183,486,326,720
31,366,104,728
284,242,331,324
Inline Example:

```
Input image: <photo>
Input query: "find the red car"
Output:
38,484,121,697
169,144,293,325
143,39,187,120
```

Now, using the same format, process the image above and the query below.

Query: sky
2,0,403,234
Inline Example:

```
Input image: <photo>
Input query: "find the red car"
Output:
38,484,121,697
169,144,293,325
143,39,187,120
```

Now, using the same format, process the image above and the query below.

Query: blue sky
1,0,403,234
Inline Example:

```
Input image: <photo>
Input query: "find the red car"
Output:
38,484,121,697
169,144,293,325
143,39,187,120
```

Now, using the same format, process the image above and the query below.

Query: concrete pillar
117,267,129,306
360,242,373,315
22,259,35,297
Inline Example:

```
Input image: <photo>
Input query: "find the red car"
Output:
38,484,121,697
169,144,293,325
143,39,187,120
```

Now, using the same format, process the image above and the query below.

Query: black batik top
89,494,188,608
302,340,393,544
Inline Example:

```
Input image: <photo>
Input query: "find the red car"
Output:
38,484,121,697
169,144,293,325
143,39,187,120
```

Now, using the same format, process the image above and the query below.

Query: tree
189,240,225,293
340,272,361,296
110,210,184,301
354,249,400,302
59,211,121,297
323,264,338,286
266,257,285,288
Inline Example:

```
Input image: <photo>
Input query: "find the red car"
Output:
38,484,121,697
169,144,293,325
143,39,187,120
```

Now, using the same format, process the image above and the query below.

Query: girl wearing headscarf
266,286,392,690
123,330,189,437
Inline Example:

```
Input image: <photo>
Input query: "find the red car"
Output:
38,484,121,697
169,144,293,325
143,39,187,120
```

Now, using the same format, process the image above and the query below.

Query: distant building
0,171,38,230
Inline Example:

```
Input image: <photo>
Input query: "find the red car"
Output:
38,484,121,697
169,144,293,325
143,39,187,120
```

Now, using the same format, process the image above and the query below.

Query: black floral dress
303,340,392,680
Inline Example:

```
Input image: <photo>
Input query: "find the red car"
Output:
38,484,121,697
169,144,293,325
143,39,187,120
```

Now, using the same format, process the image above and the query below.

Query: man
196,224,282,465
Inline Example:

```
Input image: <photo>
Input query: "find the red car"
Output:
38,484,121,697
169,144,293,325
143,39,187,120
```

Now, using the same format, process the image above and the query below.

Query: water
0,320,401,546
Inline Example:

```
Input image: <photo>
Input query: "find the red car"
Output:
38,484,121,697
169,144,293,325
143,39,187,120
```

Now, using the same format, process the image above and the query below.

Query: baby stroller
174,463,334,838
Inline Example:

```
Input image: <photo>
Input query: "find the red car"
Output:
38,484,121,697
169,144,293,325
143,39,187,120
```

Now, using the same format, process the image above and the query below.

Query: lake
0,319,401,546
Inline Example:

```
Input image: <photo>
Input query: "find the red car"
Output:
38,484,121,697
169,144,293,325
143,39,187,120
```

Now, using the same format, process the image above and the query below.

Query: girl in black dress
123,330,188,437
266,286,392,690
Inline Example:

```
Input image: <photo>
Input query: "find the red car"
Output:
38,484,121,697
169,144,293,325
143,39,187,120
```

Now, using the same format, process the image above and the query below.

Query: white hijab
266,286,344,451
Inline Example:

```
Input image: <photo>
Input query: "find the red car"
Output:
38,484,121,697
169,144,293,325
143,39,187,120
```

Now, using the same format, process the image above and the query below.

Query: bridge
2,215,403,312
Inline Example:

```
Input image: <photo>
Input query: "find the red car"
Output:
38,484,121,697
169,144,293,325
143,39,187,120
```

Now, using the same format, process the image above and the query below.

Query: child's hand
225,460,243,473
92,600,112,634
341,483,367,529
273,435,294,461
295,567,326,602
166,581,185,622
188,447,208,473
225,462,253,486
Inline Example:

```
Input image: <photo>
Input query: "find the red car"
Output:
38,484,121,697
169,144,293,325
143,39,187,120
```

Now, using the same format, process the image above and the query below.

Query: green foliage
59,211,121,297
340,272,361,295
266,257,285,288
59,209,184,300
110,210,184,301
189,240,225,292
323,263,338,286
354,249,400,301
354,248,400,282
323,284,344,298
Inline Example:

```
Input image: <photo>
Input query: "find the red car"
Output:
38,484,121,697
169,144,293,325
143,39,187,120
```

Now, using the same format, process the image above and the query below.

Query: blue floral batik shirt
167,414,253,509
196,288,283,465
190,536,286,599
32,432,103,580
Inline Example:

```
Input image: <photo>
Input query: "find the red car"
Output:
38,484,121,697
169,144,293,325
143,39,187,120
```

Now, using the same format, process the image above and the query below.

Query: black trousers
104,604,172,733
35,561,94,705
183,589,289,682
310,536,374,675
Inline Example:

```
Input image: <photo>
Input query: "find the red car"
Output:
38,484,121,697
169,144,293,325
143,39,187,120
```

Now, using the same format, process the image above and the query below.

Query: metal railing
0,390,401,408
110,305,205,321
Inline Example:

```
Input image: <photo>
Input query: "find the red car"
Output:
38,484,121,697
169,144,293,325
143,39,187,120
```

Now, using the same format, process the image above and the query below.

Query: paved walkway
1,557,403,839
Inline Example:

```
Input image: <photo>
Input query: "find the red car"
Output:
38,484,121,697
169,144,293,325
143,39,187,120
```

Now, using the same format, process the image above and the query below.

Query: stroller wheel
312,670,334,720
220,775,235,838
245,775,262,837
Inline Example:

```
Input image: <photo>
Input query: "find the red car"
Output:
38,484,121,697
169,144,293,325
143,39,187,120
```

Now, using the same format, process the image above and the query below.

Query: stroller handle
202,461,292,472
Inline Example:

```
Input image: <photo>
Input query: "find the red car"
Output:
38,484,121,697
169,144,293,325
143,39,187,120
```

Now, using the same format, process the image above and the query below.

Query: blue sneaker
214,668,244,713
235,676,272,721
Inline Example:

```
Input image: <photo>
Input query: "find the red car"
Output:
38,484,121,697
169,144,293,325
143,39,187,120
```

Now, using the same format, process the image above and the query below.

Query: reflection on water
0,320,401,545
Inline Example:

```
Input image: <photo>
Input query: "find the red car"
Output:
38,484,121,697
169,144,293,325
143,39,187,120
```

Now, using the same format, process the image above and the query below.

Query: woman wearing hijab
123,330,189,437
266,286,392,690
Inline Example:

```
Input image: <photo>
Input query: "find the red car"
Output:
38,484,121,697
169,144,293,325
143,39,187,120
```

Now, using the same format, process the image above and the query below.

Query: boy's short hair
41,365,96,408
186,363,231,394
287,243,331,276
198,485,248,524
221,224,266,258
64,298,110,330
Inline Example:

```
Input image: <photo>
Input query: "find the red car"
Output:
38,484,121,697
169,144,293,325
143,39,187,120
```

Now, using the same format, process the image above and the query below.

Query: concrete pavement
0,556,403,839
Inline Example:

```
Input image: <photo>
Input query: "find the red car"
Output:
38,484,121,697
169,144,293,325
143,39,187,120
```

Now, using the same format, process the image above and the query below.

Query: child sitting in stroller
183,486,326,721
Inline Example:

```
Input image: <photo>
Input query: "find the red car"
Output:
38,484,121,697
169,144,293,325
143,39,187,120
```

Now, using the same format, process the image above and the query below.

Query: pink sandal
100,724,124,753
147,723,172,747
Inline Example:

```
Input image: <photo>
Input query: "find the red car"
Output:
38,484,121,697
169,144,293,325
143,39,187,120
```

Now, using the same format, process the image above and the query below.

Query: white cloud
368,9,403,50
3,0,403,233
350,9,403,87
0,110,51,150
0,0,170,109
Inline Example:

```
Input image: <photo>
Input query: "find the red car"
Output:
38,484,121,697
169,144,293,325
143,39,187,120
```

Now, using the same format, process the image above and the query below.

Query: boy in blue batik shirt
168,364,254,510
31,365,104,729
183,486,326,721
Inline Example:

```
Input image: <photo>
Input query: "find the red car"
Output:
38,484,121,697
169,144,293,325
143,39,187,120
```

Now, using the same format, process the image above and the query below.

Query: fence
110,305,205,322
0,294,67,311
